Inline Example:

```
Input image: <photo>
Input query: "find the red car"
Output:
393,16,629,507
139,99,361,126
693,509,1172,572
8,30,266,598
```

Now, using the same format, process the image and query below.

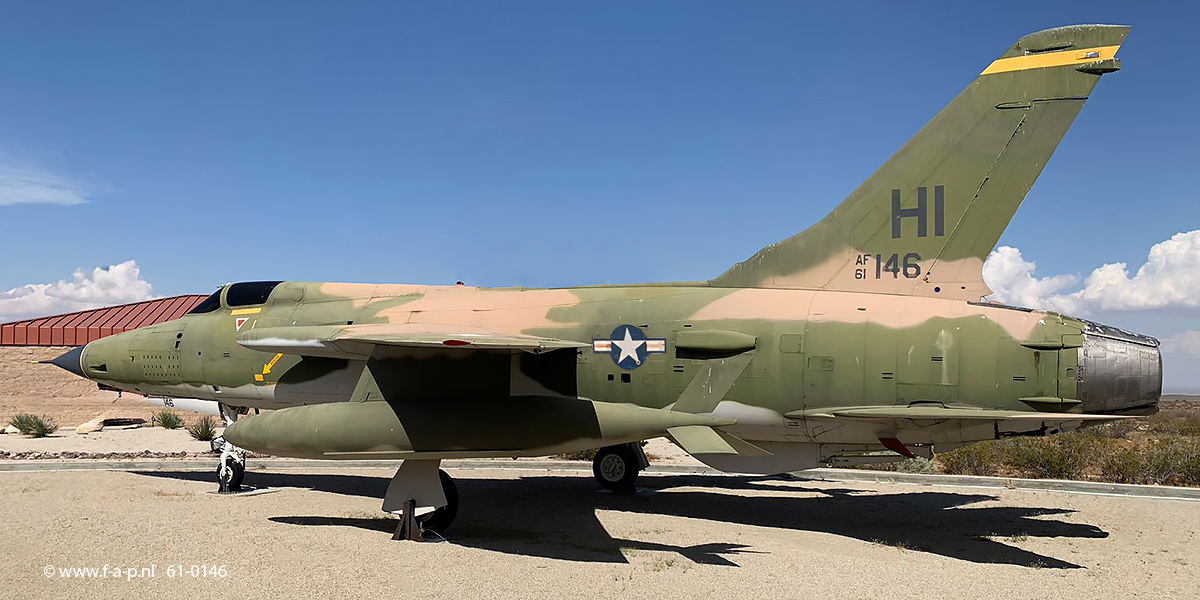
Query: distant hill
1163,395,1200,402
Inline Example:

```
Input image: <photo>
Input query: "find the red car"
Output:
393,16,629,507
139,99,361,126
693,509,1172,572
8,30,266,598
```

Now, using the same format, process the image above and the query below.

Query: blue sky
1,2,1197,387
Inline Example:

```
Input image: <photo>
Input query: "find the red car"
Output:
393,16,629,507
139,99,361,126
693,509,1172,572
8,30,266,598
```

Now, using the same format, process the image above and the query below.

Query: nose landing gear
214,439,246,493
214,404,248,493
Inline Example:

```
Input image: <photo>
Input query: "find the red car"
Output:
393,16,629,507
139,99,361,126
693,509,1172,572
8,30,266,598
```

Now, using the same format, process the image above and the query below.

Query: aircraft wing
787,405,1136,423
236,324,586,359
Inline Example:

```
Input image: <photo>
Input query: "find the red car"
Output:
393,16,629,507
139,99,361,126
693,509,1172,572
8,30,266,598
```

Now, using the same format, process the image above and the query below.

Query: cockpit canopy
188,290,222,314
187,281,283,315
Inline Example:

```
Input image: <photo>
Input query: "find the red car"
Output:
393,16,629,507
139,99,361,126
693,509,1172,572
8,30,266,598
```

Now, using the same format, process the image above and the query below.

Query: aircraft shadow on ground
138,470,1104,569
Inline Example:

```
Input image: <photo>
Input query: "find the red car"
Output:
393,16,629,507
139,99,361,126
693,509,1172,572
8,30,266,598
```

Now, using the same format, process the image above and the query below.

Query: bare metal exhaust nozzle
1077,321,1161,416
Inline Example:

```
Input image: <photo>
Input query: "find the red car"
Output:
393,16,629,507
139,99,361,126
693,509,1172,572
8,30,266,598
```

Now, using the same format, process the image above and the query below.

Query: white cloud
0,261,154,321
0,162,88,206
982,246,1080,312
983,230,1200,315
1161,331,1200,359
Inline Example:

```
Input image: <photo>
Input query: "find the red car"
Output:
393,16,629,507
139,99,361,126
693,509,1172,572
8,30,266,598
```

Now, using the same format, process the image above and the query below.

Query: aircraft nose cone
43,344,87,379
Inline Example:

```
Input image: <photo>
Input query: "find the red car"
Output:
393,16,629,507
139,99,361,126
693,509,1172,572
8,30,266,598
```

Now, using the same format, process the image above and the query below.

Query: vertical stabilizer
711,25,1129,300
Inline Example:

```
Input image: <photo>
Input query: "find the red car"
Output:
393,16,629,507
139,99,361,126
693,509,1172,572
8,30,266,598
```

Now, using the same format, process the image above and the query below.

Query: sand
0,426,219,455
1,464,1197,600
4,362,1199,598
0,427,695,463
0,346,217,429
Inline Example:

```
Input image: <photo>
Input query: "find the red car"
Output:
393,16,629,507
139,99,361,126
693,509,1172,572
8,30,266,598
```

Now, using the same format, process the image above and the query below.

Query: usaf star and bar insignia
593,325,666,370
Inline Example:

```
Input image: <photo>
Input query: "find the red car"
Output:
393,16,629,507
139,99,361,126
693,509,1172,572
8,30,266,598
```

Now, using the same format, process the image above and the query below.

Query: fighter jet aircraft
47,24,1158,539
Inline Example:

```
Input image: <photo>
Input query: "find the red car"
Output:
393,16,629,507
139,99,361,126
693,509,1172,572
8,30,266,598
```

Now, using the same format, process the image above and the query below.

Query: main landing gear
593,442,650,494
383,459,460,541
213,404,248,493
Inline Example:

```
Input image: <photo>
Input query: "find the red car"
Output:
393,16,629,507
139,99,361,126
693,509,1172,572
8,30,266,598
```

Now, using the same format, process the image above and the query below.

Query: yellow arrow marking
262,353,284,375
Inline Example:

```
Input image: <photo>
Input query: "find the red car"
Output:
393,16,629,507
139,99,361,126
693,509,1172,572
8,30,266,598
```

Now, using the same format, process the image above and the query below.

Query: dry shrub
863,457,937,474
1101,438,1200,485
552,448,598,461
1087,420,1139,439
1147,413,1200,437
937,442,1002,476
938,431,1200,487
1001,433,1109,480
551,441,650,461
938,433,1114,480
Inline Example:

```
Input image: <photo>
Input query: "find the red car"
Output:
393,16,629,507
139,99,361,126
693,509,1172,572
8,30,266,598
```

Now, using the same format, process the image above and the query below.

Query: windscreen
226,281,283,307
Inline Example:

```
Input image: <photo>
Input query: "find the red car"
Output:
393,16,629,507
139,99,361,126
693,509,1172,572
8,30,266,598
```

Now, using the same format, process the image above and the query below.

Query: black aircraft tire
593,445,639,494
217,458,245,491
419,469,459,533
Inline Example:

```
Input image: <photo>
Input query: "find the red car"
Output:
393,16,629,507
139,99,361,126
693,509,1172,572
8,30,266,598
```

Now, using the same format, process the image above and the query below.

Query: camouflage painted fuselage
76,281,1160,468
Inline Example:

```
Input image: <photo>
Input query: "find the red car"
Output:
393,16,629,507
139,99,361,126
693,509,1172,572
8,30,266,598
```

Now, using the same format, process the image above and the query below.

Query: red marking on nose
442,340,470,346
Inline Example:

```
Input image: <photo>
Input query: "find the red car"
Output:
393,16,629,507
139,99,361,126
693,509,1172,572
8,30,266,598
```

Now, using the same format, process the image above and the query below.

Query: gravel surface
3,466,1197,599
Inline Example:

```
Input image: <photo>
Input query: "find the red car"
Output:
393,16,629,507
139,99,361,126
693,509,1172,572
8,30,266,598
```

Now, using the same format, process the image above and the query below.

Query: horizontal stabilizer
237,324,586,358
714,429,773,457
667,425,773,457
667,426,737,455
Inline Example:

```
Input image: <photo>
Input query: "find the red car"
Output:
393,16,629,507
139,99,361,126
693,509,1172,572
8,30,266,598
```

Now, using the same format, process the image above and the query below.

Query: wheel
216,456,244,491
593,445,639,493
418,469,459,533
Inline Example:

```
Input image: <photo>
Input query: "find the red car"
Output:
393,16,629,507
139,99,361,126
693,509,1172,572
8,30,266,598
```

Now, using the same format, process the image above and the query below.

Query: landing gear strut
383,459,459,541
593,442,650,494
214,403,248,493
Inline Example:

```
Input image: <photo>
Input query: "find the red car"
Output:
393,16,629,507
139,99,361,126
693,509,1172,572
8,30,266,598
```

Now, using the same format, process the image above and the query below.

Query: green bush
9,413,58,437
30,415,58,438
151,409,184,430
186,415,219,441
9,413,40,435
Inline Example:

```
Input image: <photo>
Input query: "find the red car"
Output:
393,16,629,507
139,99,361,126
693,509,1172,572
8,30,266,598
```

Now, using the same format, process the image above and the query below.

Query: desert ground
0,346,162,427
1,462,1197,600
4,354,1200,599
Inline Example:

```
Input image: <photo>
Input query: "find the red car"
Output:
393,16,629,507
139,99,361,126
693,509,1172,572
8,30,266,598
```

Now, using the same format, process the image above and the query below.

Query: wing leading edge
788,404,1135,424
237,323,586,359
